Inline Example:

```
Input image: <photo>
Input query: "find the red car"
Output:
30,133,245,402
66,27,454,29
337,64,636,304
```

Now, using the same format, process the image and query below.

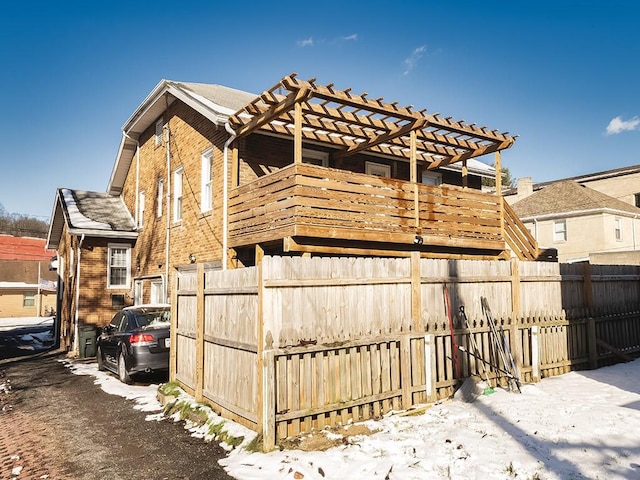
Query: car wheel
96,346,105,371
118,350,133,384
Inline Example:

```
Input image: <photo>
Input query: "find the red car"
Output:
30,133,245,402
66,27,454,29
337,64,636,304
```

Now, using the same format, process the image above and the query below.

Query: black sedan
96,304,171,384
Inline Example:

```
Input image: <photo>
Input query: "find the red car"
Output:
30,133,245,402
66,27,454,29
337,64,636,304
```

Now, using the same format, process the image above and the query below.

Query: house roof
505,164,640,196
511,180,640,219
108,80,258,195
0,235,55,261
46,188,137,250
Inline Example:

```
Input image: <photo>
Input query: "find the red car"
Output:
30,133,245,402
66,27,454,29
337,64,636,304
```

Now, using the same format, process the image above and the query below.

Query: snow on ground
0,316,54,331
1,317,636,480
46,357,640,480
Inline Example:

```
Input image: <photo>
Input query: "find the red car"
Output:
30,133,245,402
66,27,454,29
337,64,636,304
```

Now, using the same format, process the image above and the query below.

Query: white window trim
553,219,567,243
107,243,131,289
157,178,163,218
615,217,623,241
151,280,164,304
174,167,183,223
138,190,145,229
365,161,391,178
421,170,442,186
302,148,329,167
201,148,213,213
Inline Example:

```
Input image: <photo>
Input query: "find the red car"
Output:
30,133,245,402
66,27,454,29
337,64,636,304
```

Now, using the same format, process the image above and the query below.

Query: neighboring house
0,235,57,318
46,190,137,350
510,180,640,263
46,73,537,354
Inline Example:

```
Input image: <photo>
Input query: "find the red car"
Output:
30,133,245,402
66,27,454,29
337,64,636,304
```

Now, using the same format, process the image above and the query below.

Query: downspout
73,233,85,355
223,123,237,270
164,123,171,302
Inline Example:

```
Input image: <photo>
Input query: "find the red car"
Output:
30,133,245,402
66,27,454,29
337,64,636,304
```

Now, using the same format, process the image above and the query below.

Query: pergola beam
228,73,516,169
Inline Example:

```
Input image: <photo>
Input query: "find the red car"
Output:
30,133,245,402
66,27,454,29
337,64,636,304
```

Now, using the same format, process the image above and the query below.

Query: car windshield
133,310,171,328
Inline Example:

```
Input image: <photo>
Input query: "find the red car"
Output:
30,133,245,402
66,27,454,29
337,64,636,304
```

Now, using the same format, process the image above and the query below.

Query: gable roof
46,188,137,249
108,80,258,196
511,180,640,219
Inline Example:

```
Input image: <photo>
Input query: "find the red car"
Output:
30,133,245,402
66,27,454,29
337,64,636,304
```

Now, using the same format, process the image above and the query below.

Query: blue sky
1,0,639,220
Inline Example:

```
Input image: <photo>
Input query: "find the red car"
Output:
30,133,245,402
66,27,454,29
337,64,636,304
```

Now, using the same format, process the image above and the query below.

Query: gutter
222,123,237,270
164,120,171,301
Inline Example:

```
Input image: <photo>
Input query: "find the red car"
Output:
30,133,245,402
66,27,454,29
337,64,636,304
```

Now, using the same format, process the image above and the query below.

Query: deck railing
229,163,534,257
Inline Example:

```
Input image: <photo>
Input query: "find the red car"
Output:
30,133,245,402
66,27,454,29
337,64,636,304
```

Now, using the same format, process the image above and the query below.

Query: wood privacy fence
169,256,640,450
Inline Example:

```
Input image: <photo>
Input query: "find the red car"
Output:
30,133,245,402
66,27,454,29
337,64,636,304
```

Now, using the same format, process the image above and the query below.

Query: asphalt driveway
0,350,233,480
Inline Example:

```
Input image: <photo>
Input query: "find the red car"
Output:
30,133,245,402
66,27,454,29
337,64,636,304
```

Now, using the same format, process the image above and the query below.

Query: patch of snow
62,357,640,480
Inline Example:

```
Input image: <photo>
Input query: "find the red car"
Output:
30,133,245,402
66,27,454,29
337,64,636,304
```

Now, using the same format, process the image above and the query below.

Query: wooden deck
228,163,538,259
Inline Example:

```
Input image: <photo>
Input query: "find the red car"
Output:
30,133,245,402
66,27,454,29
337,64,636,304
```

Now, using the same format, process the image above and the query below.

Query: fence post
195,262,205,402
262,350,276,452
510,258,523,373
583,262,593,309
401,333,412,409
530,326,540,382
411,252,422,331
169,269,178,381
587,317,598,369
424,334,437,402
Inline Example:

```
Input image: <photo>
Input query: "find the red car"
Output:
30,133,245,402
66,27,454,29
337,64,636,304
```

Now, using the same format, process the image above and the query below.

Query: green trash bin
78,324,98,358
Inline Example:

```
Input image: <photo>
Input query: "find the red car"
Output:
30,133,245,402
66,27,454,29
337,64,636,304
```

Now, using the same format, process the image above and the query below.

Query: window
174,167,183,222
201,148,213,213
108,244,131,288
138,190,145,229
111,294,125,308
69,248,74,277
635,193,640,208
302,148,329,167
23,291,36,307
157,178,163,218
615,217,623,241
421,171,442,186
365,161,391,178
155,118,164,146
151,280,164,304
134,280,143,305
553,219,567,242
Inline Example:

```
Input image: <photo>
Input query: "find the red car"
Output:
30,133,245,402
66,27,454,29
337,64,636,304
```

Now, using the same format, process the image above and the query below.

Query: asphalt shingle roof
511,180,640,218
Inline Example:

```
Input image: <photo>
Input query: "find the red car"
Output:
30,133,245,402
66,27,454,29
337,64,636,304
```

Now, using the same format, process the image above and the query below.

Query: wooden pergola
227,72,516,189
223,73,538,263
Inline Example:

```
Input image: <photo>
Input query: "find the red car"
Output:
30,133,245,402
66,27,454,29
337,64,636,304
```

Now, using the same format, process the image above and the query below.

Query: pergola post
411,130,419,229
294,101,302,164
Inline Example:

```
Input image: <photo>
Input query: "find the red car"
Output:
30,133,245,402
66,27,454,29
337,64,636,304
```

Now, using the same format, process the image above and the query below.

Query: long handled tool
481,296,521,393
458,306,494,395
